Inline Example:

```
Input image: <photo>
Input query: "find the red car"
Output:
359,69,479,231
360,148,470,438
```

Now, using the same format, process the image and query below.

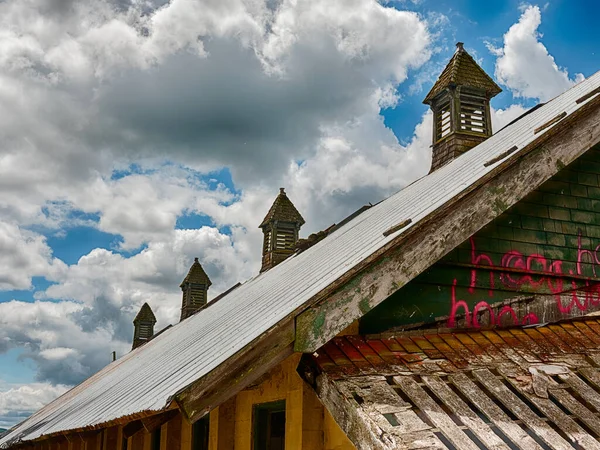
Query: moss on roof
259,188,305,228
180,258,212,288
133,302,156,323
423,42,502,104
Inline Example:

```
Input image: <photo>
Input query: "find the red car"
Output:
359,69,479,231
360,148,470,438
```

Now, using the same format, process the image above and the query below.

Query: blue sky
0,0,597,429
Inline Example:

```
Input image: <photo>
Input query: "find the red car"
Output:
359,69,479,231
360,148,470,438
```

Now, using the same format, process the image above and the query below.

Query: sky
0,0,597,430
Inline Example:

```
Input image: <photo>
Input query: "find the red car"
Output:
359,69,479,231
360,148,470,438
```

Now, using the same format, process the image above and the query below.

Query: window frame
252,400,286,450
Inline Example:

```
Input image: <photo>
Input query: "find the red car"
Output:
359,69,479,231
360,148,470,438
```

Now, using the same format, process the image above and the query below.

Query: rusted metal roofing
423,43,502,104
2,71,600,448
312,319,600,449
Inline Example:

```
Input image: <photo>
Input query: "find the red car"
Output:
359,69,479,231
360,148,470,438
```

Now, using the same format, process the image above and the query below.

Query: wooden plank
140,410,178,434
502,371,600,449
549,386,600,437
129,432,145,450
578,367,600,393
472,369,572,450
393,375,480,450
102,427,119,450
295,100,600,352
421,375,510,450
165,415,182,450
449,372,543,450
314,372,399,450
560,370,600,412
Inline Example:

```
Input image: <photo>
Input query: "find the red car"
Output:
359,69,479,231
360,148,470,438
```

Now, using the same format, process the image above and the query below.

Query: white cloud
0,381,69,429
489,5,583,102
0,222,65,290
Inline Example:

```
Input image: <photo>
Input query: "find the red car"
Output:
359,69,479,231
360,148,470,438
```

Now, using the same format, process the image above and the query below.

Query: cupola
132,303,157,350
180,258,212,321
259,188,305,272
424,42,502,172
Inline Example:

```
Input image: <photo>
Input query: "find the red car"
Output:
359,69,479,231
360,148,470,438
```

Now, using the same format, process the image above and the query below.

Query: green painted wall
361,143,600,333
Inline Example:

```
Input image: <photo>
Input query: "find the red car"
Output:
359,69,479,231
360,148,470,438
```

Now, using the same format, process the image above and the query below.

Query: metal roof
2,71,600,447
312,319,600,450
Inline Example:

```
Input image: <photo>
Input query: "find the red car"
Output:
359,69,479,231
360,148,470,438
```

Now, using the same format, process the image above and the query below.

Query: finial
279,187,286,195
456,42,464,52
194,257,199,263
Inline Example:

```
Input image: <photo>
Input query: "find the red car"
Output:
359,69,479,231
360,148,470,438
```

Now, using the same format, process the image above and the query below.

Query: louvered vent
275,227,296,250
435,98,452,141
459,94,489,135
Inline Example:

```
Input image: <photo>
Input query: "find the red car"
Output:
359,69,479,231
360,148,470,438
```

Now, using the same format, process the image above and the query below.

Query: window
253,400,286,450
151,428,161,450
192,415,210,450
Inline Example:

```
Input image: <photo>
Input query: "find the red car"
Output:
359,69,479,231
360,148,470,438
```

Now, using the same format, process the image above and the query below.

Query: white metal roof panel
2,71,600,447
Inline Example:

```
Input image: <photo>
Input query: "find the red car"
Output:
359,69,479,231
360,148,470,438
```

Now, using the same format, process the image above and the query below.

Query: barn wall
361,144,600,333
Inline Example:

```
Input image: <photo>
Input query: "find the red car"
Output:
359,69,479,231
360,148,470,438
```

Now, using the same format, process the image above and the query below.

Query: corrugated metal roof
312,319,600,450
2,72,600,447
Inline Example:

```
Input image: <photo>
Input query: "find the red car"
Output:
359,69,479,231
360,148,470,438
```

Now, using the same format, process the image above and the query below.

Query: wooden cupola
132,303,157,350
424,42,502,172
259,188,305,272
180,258,212,321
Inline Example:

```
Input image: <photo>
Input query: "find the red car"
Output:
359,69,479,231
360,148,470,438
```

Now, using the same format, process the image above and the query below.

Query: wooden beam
295,98,600,352
175,319,294,423
141,410,178,434
122,421,144,439
313,371,390,450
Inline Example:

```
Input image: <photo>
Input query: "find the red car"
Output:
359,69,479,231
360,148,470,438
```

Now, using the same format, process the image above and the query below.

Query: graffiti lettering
449,233,600,328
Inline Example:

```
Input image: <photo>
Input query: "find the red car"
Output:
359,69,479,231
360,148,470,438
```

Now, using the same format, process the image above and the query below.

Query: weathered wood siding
361,144,600,333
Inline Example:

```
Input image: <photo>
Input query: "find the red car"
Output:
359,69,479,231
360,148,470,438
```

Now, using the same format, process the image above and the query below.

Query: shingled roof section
133,303,156,323
179,258,212,288
423,42,502,104
310,318,600,450
259,188,305,228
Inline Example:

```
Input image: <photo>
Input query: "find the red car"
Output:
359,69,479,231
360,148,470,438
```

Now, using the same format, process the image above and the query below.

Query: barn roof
2,72,600,448
311,318,600,450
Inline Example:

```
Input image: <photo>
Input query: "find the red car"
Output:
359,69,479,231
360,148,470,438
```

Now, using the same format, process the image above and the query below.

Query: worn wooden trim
313,372,392,450
173,320,295,423
295,98,600,352
122,421,144,439
533,111,567,134
140,410,178,434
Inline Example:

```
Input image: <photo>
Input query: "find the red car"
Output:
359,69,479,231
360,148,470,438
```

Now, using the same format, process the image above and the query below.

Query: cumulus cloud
0,381,69,430
0,222,65,290
488,5,583,102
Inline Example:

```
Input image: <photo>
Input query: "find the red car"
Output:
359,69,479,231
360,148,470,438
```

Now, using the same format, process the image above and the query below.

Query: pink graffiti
449,232,600,328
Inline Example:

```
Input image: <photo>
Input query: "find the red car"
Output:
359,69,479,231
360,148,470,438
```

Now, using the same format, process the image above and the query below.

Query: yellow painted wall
32,354,356,450
206,353,355,450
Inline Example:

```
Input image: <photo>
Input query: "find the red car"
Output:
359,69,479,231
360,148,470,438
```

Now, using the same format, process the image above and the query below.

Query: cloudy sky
0,0,597,429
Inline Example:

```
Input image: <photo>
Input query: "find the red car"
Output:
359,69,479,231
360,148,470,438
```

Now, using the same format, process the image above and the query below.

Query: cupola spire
424,42,502,171
180,258,212,321
132,303,157,350
259,188,305,272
